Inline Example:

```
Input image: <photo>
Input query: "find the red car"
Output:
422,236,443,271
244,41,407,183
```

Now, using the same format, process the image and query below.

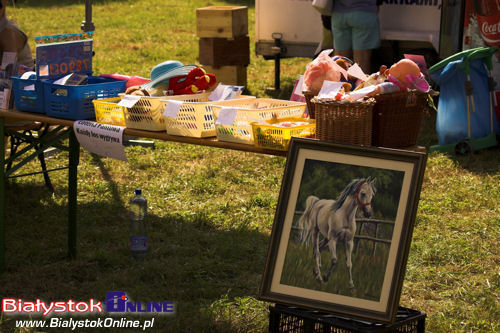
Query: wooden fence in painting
292,211,395,255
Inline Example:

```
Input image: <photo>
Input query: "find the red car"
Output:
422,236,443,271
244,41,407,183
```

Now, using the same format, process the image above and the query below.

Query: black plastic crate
269,304,426,333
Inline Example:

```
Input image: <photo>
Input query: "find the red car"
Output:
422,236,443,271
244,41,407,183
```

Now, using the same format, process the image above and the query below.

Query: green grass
1,0,499,332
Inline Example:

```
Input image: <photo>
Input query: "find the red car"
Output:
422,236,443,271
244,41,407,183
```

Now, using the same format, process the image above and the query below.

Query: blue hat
142,60,197,91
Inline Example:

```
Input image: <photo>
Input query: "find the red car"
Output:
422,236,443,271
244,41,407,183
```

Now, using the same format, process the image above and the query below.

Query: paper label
215,107,238,125
118,95,141,108
317,81,343,99
347,63,367,80
292,75,305,97
163,100,183,118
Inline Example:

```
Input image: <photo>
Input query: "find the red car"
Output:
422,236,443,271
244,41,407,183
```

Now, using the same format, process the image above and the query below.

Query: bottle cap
135,189,142,195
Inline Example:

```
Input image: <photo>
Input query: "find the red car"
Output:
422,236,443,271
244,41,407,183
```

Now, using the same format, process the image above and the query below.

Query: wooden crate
196,6,248,38
199,36,250,67
204,65,247,87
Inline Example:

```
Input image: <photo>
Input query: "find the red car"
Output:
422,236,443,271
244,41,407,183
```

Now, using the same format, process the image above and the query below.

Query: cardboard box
204,65,247,87
196,6,248,38
199,37,250,67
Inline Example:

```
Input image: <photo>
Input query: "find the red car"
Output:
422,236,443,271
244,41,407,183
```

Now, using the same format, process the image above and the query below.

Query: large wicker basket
303,90,318,119
372,91,428,148
312,97,375,145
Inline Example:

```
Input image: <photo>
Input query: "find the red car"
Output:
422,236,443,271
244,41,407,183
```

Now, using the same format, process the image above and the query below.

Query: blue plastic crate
43,76,126,120
12,75,45,113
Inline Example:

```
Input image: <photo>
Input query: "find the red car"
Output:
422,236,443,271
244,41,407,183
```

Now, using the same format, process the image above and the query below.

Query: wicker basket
312,97,375,145
372,91,428,148
302,90,318,119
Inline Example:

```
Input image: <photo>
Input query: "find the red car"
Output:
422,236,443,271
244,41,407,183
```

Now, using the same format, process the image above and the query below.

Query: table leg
68,130,80,259
0,117,5,274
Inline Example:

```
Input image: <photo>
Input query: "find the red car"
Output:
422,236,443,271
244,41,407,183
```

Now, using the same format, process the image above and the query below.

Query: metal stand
81,0,95,32
267,33,286,92
0,122,75,274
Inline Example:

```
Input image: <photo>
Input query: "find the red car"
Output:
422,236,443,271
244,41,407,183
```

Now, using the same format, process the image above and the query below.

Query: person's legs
350,11,380,73
335,49,353,60
353,49,372,73
331,12,353,58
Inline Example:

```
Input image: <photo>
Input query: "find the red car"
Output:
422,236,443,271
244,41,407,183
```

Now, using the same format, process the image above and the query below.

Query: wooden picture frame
259,138,427,323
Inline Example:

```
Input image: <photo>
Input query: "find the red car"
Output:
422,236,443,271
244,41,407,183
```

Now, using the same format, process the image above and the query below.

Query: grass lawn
1,0,499,332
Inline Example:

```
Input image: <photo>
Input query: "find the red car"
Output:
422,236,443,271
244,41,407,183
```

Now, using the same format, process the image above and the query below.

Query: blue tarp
430,56,500,145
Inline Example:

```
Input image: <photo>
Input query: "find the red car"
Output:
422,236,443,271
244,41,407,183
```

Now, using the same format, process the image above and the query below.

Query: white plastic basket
124,93,215,131
211,98,307,144
163,95,256,138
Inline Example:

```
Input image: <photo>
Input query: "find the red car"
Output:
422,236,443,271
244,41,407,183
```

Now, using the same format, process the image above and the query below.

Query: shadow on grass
0,181,271,332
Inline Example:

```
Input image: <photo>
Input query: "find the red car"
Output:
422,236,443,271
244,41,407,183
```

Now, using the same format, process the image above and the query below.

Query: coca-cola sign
481,20,500,43
473,0,500,46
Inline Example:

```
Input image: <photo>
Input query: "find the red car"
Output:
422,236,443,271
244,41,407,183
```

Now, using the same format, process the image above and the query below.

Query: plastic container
43,76,126,120
211,98,307,145
269,304,426,333
163,94,256,138
92,97,126,126
251,117,315,151
130,189,147,260
12,75,45,113
126,93,215,132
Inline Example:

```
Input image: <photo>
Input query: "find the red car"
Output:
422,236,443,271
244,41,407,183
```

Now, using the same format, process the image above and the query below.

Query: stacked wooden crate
196,6,249,86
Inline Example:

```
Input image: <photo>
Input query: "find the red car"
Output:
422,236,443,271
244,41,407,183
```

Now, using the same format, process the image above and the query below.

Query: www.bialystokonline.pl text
16,317,155,331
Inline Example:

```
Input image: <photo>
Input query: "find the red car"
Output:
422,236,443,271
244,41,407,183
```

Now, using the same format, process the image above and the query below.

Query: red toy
167,67,216,95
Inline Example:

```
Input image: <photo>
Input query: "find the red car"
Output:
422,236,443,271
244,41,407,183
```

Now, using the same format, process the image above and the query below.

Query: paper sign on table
163,100,183,118
317,81,343,99
118,94,141,108
73,120,127,161
215,107,238,125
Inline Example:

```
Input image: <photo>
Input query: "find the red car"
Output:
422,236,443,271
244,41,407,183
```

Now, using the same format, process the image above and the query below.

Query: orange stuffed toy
168,67,217,95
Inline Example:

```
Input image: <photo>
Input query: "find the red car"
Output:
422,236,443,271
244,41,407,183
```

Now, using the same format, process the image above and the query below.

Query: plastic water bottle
130,189,147,260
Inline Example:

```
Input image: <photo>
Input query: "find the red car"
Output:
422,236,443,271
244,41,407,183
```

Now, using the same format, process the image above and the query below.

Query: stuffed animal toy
334,56,358,88
125,66,217,96
167,67,216,95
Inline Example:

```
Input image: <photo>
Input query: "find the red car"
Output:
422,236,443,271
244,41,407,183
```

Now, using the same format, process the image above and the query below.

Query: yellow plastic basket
92,97,126,127
251,117,316,151
211,98,307,145
163,95,256,138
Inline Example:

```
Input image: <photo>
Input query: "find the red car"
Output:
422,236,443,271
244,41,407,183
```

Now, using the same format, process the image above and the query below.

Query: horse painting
298,177,377,289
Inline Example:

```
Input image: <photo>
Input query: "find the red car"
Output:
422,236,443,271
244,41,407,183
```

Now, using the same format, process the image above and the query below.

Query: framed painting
259,137,427,323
